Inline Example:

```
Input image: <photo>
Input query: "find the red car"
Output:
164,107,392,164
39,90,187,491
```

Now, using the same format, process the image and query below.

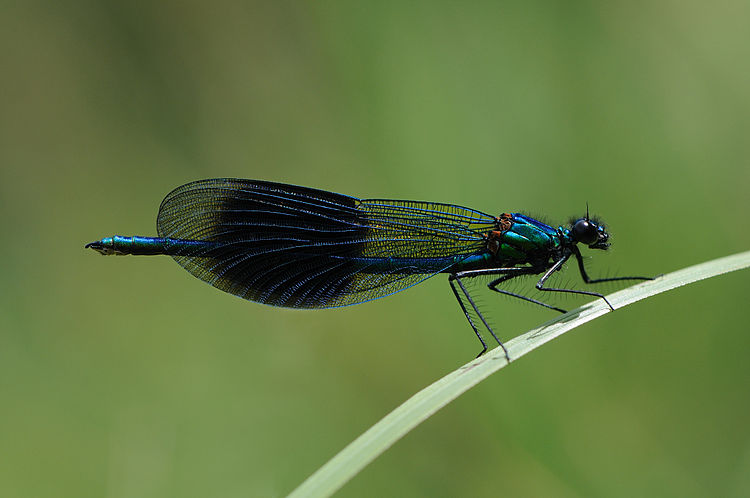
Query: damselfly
86,179,651,360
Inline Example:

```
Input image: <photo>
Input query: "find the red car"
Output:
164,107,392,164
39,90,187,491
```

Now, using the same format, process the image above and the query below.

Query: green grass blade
289,250,750,498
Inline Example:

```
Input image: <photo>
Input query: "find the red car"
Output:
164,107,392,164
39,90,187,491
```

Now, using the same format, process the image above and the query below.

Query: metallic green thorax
477,213,564,266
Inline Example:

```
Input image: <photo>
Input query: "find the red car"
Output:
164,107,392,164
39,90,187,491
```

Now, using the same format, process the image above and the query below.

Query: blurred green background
2,1,749,497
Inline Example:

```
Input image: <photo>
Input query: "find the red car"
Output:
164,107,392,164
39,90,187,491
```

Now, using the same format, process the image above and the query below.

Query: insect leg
453,266,562,313
449,267,535,361
572,246,654,284
488,273,567,313
535,253,616,310
449,274,490,358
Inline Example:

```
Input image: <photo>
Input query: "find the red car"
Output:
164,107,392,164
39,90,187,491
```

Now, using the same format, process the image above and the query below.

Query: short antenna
585,202,590,221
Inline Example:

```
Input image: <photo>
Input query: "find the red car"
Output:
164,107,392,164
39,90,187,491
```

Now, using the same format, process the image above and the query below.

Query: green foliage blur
2,2,749,497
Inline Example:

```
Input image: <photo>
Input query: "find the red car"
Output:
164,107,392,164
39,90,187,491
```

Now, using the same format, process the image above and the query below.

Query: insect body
87,179,651,360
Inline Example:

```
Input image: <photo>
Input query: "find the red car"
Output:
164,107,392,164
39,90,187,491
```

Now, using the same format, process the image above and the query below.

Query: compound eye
572,219,598,245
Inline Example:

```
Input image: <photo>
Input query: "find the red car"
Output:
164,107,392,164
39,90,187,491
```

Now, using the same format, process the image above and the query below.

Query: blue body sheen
97,214,564,275
511,214,560,242
94,236,214,256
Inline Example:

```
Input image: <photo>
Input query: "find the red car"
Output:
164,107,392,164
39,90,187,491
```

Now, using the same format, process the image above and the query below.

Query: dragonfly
86,178,652,361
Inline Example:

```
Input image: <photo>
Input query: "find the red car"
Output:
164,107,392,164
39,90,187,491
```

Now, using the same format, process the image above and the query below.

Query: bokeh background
2,2,749,497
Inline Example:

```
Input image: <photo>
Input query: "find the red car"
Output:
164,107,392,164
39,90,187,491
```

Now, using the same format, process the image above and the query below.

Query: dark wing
156,178,494,308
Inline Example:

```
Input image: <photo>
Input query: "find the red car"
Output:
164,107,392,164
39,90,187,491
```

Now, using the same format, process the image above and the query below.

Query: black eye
572,219,598,245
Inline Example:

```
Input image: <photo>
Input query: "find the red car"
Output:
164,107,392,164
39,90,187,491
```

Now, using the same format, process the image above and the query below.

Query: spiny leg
572,246,654,284
449,275,489,358
449,267,539,361
449,274,512,361
535,253,617,310
488,273,567,313
453,267,563,313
